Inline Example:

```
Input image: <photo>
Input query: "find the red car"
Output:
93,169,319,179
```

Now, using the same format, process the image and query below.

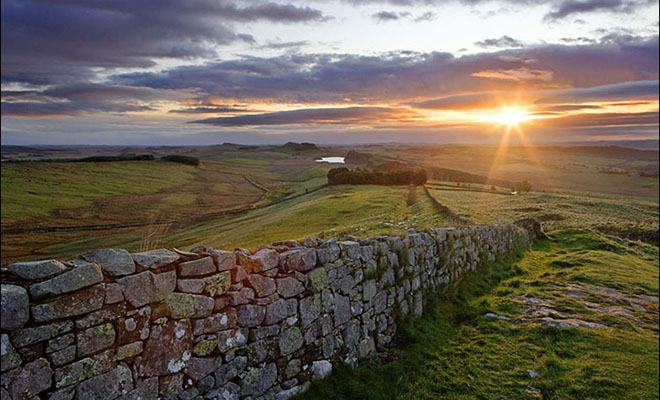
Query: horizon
1,0,659,145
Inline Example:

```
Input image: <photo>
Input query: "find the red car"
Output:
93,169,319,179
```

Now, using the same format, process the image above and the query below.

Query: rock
209,250,236,272
7,259,67,280
311,360,332,380
75,363,134,400
333,294,351,326
115,306,151,345
193,309,236,335
165,293,214,319
339,241,360,260
2,357,52,399
214,356,247,385
1,284,29,330
274,385,303,400
183,356,222,380
204,272,231,296
10,320,73,348
158,373,183,398
528,370,540,378
231,265,248,283
76,323,116,357
116,341,144,361
228,287,255,306
265,298,297,325
131,249,179,269
192,337,217,356
178,257,216,277
49,345,76,367
1,333,22,372
29,262,103,300
246,274,276,297
236,305,265,327
138,319,192,377
363,280,377,303
75,303,126,330
46,333,75,353
240,363,278,397
299,295,321,326
117,271,176,308
81,248,135,277
216,328,248,353
104,283,124,304
306,268,328,292
31,284,105,323
54,350,115,388
285,359,301,379
283,248,317,272
278,327,303,356
240,249,279,273
276,277,304,298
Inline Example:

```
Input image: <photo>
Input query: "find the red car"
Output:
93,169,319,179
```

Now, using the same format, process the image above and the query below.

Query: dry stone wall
1,222,538,400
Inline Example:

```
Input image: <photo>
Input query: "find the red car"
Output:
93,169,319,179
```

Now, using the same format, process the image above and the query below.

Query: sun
492,107,531,127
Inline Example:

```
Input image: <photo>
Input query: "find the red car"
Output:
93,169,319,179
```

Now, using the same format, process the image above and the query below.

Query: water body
315,157,345,164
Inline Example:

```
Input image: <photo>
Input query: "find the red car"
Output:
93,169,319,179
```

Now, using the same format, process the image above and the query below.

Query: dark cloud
1,0,329,85
372,11,411,21
475,36,524,48
168,105,258,114
191,106,417,126
258,40,310,50
542,111,659,128
544,0,654,21
117,36,659,104
1,82,188,116
414,11,436,22
534,80,659,104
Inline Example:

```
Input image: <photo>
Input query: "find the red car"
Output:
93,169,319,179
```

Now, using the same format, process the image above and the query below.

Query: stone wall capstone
0,221,538,400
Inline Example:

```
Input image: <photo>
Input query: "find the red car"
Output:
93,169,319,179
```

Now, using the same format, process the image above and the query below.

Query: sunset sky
1,0,658,145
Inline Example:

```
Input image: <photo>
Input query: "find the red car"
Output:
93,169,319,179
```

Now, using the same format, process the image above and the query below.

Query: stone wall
1,222,537,400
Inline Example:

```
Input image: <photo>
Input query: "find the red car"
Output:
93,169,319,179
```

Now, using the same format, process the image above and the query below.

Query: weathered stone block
54,349,116,388
306,268,328,292
183,356,222,380
75,303,126,330
239,248,279,273
116,341,143,361
209,249,236,272
299,295,321,327
117,271,175,308
2,357,52,399
247,274,276,297
138,319,192,377
178,256,215,277
81,248,135,277
104,283,124,304
158,373,183,399
31,284,105,323
115,306,151,345
49,345,76,367
192,309,236,336
7,259,67,280
29,262,103,300
75,363,134,400
339,241,360,260
131,249,179,269
265,298,297,325
278,327,303,356
240,363,278,397
192,337,217,356
311,360,332,381
10,320,73,348
1,333,22,372
165,293,214,319
228,287,254,306
334,294,351,327
216,328,248,353
283,248,317,272
76,323,115,357
276,277,304,298
1,284,29,330
363,279,377,303
236,304,265,327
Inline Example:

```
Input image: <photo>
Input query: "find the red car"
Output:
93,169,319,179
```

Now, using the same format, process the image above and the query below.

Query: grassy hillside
298,229,659,400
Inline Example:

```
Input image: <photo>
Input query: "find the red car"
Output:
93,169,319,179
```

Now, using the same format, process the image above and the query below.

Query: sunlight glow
486,107,534,127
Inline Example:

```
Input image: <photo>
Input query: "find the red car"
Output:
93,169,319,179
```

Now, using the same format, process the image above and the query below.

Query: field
298,229,659,400
1,142,658,399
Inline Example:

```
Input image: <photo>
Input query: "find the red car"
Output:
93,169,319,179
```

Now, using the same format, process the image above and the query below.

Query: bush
161,155,200,166
327,167,427,186
74,154,155,162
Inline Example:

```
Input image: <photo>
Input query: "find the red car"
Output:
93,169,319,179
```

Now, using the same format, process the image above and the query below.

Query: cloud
544,0,654,21
191,106,418,126
116,35,658,105
372,11,411,21
414,11,436,22
1,82,191,116
475,36,524,48
168,104,258,114
1,0,329,85
534,80,659,104
258,40,310,50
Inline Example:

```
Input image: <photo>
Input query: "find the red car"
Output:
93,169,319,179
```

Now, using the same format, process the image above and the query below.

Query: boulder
81,248,135,276
7,259,67,280
1,284,29,330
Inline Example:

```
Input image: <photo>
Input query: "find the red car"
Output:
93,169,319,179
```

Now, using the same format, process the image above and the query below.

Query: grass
426,187,658,233
298,229,659,400
1,161,197,225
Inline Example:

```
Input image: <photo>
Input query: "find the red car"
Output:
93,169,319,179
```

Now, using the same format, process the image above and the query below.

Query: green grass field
298,229,659,400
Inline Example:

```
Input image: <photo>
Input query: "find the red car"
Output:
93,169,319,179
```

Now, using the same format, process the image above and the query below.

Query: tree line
327,167,427,186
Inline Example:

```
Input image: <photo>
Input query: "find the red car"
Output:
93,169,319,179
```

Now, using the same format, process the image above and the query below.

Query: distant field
299,229,659,400
426,186,659,233
1,185,447,264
